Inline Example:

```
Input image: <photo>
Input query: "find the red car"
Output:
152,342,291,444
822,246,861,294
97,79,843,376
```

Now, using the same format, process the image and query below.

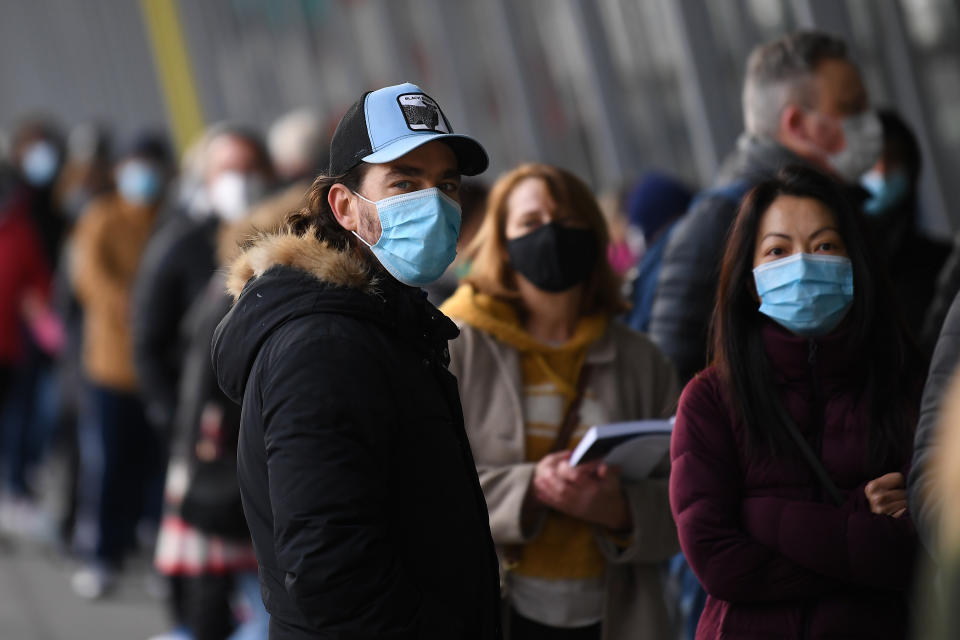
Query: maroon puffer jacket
670,322,917,639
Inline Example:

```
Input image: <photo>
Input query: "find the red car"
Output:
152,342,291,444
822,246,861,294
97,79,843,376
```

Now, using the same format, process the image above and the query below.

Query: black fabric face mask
506,222,598,293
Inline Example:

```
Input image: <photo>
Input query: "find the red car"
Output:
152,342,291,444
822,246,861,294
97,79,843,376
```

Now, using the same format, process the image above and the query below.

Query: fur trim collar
226,228,378,300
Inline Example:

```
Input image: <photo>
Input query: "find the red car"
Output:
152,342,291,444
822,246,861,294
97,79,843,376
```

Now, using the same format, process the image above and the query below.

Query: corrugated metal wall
0,0,167,141
1,0,958,234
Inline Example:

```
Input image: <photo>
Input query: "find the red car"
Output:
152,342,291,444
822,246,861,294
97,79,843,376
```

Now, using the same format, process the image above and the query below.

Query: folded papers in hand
569,419,674,481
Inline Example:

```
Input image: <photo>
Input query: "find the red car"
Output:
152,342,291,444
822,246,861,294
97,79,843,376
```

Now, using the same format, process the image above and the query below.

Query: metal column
483,0,549,164
563,0,637,187
658,0,742,183
874,0,953,234
791,0,857,38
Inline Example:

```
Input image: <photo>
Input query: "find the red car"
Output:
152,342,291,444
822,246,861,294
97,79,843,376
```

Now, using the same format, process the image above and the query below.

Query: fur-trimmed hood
212,229,458,405
225,228,378,300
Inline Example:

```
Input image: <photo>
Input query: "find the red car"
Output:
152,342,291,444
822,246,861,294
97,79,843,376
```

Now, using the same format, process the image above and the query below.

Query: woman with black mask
442,163,680,640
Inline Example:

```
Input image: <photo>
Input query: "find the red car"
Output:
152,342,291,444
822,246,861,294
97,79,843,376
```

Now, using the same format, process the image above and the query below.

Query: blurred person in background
132,125,274,441
442,163,680,640
596,187,634,278
132,124,273,630
650,31,881,382
911,365,960,640
909,288,960,565
46,122,116,549
152,215,268,640
621,171,693,334
670,166,920,639
167,129,217,227
0,118,68,536
242,109,332,266
212,83,501,638
0,160,50,412
11,116,67,265
54,122,114,222
858,109,949,346
69,133,174,598
0,159,62,535
908,287,960,640
267,108,325,188
424,178,489,305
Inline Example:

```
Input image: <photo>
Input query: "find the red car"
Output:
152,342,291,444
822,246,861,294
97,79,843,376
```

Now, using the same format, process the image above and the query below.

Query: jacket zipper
808,340,824,468
801,339,823,640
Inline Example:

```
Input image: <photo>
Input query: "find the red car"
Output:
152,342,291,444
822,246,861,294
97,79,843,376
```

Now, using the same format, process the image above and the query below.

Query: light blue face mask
753,253,854,337
352,187,462,287
861,169,910,216
117,160,163,206
21,141,60,187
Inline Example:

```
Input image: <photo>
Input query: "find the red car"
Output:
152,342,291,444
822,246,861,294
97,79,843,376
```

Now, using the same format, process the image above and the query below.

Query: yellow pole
139,0,206,157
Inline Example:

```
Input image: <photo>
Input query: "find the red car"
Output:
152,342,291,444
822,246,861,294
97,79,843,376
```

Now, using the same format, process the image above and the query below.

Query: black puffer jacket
649,135,815,381
212,232,502,640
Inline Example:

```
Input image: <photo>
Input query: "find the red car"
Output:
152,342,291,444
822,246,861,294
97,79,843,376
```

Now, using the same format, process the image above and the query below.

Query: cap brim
362,133,489,176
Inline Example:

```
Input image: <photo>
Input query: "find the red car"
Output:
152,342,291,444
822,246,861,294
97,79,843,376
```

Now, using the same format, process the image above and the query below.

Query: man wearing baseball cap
212,83,501,639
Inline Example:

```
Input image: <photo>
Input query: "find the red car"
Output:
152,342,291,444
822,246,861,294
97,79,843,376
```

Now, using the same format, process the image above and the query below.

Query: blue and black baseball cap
328,82,488,177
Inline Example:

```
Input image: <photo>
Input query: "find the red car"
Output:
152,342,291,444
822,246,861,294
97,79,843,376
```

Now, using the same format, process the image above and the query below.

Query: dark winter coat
670,322,918,639
909,291,960,557
132,214,218,429
859,201,950,351
172,273,247,539
211,232,502,639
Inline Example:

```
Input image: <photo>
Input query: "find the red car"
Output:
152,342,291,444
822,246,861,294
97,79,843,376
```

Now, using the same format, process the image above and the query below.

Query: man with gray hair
267,108,326,186
649,30,882,382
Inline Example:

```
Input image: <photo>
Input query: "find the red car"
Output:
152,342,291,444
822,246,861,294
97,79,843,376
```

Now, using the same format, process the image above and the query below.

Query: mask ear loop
350,190,378,248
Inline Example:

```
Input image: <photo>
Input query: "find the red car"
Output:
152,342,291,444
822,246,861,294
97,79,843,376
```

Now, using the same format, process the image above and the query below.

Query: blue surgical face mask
753,253,854,337
861,169,910,216
117,160,163,206
352,187,461,287
21,141,60,187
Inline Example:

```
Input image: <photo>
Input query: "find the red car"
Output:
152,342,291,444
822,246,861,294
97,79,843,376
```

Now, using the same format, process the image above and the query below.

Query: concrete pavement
0,536,168,640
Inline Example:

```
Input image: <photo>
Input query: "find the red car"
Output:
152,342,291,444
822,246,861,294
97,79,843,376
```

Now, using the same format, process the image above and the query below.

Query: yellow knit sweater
442,284,608,580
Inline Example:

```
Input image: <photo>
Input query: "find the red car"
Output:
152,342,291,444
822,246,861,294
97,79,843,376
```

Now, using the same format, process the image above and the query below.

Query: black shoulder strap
776,403,844,506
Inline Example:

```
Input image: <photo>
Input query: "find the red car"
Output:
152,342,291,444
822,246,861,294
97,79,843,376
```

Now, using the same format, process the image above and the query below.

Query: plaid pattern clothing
154,461,257,576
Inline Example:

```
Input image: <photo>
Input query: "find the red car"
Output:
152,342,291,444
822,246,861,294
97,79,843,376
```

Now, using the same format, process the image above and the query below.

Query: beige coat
449,320,681,640
72,193,157,390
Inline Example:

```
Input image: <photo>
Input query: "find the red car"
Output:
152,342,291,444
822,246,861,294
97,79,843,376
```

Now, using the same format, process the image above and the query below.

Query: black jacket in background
211,233,502,640
173,273,248,539
648,136,810,381
132,214,219,430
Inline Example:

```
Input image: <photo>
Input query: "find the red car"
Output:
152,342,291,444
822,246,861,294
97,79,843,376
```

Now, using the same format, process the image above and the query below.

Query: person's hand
864,472,907,518
531,451,631,531
20,291,64,356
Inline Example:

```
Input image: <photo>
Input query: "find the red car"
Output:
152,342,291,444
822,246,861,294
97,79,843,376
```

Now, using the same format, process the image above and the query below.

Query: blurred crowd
1,27,960,640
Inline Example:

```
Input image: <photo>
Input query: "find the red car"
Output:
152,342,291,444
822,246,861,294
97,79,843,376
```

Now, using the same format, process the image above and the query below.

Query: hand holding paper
531,451,630,530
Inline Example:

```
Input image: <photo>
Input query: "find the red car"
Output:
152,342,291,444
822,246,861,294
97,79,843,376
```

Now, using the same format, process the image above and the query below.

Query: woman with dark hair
442,163,680,639
669,165,920,639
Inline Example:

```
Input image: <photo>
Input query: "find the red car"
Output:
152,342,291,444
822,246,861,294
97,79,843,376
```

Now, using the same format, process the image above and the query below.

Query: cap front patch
397,94,450,133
